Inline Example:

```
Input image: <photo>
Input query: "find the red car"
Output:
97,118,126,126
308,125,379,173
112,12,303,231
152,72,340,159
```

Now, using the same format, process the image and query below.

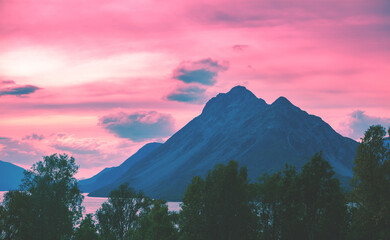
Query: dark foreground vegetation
0,125,389,240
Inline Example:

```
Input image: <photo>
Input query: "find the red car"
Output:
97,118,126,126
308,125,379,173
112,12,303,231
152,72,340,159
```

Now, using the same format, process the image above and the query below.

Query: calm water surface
0,191,181,215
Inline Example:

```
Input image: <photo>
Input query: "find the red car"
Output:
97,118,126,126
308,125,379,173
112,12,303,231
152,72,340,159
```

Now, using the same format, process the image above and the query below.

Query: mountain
89,86,358,201
79,142,162,193
0,160,25,191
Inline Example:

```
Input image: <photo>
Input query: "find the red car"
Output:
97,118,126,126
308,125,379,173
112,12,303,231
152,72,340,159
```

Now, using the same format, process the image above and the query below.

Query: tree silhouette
96,184,152,240
1,154,83,240
349,125,390,240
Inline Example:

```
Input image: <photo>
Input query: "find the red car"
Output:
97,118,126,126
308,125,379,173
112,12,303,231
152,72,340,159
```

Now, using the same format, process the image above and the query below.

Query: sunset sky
1,0,390,178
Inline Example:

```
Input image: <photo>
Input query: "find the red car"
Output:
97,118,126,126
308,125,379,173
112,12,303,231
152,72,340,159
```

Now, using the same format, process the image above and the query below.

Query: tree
0,205,4,238
349,125,390,240
179,160,257,240
134,199,179,240
255,153,347,240
256,166,304,240
74,214,99,240
300,152,347,240
256,172,283,239
179,176,206,240
96,184,152,240
0,191,32,240
1,154,83,240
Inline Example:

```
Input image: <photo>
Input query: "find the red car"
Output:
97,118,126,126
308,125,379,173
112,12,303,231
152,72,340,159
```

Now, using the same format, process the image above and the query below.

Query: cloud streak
99,111,175,142
167,85,207,104
0,84,40,96
23,133,45,141
172,59,228,86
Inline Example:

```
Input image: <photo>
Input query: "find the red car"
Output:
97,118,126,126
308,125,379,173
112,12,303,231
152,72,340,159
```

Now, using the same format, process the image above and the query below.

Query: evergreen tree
349,125,390,240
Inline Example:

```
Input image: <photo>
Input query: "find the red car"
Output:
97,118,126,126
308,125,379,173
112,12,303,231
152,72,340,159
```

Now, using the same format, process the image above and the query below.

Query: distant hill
89,86,358,201
79,142,162,193
0,160,25,191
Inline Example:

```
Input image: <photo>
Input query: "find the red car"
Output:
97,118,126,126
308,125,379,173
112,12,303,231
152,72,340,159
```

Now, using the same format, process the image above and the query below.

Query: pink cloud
0,133,146,178
99,111,175,142
0,0,389,178
341,111,390,140
172,58,229,86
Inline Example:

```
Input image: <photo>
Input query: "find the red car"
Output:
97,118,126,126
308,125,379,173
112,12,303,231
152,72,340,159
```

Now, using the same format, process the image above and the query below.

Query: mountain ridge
0,160,25,191
78,142,162,193
88,86,358,200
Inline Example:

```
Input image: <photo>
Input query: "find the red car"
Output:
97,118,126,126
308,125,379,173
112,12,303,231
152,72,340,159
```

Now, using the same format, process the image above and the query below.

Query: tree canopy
256,153,347,240
180,160,257,240
0,154,84,240
74,214,99,240
1,125,390,240
134,199,179,240
96,184,152,240
350,125,390,240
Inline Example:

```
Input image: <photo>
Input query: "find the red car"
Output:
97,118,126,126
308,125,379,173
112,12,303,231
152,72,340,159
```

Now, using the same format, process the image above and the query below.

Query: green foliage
180,160,257,240
256,153,347,240
349,125,390,240
1,154,83,240
134,199,179,240
0,206,4,239
179,176,206,240
256,166,305,240
300,152,347,240
74,214,99,240
0,191,33,240
3,126,389,240
96,184,152,240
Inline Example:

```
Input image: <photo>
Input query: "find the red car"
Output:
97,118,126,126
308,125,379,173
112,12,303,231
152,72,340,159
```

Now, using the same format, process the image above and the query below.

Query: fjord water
0,191,181,214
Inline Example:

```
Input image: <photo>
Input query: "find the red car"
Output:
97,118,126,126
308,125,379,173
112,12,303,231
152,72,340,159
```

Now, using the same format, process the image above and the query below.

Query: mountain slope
78,142,162,193
0,160,25,191
90,86,358,200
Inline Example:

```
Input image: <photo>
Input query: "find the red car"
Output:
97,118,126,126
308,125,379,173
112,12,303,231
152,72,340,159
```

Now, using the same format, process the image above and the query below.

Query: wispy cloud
172,58,228,86
0,85,40,96
232,44,248,51
167,85,207,104
0,0,389,178
0,82,41,97
0,80,15,85
99,111,175,142
344,110,390,139
23,133,45,141
51,133,100,155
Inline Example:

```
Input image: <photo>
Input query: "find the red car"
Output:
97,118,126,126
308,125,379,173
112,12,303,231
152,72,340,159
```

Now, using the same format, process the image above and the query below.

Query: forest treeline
0,125,389,240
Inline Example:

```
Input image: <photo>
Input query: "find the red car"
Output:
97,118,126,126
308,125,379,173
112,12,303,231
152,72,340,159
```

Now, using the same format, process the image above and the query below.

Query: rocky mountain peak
272,96,294,107
201,86,266,117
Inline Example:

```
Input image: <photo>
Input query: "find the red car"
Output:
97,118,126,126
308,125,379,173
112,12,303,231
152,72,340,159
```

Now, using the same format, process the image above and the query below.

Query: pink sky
0,0,390,178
